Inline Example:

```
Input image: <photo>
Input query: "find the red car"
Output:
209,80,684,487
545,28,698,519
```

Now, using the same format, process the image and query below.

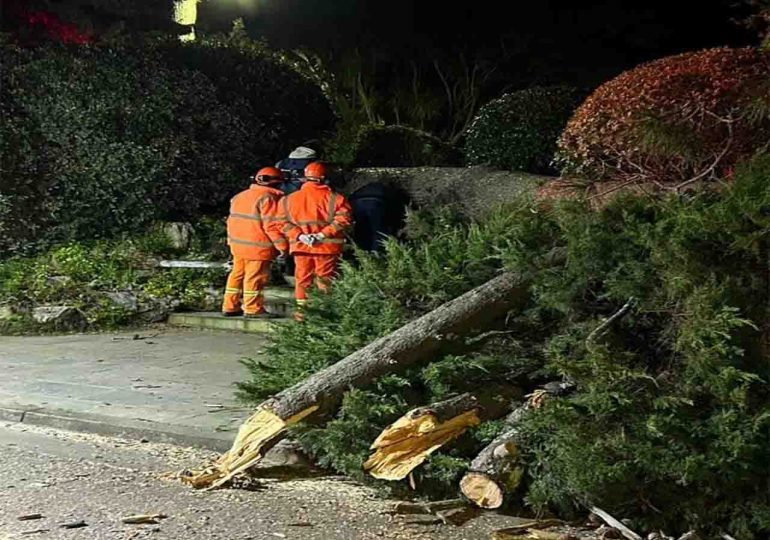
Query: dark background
199,0,755,87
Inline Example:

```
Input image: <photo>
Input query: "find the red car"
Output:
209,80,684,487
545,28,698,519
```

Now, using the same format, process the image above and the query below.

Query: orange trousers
294,254,339,306
222,258,272,315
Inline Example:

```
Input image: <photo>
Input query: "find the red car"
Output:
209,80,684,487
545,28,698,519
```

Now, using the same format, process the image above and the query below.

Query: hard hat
254,166,284,185
289,146,317,160
304,161,329,182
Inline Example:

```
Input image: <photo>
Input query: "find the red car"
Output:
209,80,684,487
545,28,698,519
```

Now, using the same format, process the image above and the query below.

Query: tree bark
365,385,522,480
182,269,534,489
183,249,565,490
460,404,530,509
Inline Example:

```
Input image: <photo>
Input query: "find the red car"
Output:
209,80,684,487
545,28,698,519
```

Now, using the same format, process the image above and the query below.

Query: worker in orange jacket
271,162,353,318
222,166,289,318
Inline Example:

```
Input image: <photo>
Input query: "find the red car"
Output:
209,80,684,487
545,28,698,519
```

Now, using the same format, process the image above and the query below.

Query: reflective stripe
294,220,330,226
228,237,275,247
327,192,337,225
230,212,261,221
225,288,242,294
282,197,295,226
243,290,264,297
296,299,308,305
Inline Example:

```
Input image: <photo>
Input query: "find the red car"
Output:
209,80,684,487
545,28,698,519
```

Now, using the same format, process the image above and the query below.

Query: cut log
461,381,570,508
365,386,522,480
460,404,531,509
182,269,538,489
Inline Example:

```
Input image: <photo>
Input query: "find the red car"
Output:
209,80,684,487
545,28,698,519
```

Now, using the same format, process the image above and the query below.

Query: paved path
0,423,533,540
0,329,265,449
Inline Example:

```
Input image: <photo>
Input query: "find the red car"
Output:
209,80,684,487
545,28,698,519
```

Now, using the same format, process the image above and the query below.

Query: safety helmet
304,161,329,183
254,166,284,185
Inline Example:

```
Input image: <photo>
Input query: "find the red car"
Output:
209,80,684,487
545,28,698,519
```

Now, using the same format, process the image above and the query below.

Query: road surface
0,423,531,540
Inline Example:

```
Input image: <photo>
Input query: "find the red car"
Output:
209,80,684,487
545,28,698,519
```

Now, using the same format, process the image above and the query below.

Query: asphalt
0,328,266,451
0,423,540,540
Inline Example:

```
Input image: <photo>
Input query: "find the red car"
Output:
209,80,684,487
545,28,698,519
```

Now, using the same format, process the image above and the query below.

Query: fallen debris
365,388,521,480
589,507,642,540
460,401,533,508
60,520,88,529
389,498,467,515
182,270,539,489
20,529,49,536
121,513,168,525
17,514,43,521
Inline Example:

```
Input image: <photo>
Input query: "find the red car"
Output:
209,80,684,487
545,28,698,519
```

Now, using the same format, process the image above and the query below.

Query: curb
0,405,233,453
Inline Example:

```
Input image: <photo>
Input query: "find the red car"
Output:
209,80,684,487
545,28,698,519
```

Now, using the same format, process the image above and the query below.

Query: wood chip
121,513,168,524
21,529,49,536
17,514,43,521
436,506,480,526
590,507,642,540
60,520,87,529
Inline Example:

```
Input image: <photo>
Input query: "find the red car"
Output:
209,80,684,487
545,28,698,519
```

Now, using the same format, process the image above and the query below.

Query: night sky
200,0,754,88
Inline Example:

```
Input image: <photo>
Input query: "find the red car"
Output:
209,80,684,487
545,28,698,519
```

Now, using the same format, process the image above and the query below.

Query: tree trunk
365,385,522,480
182,269,534,489
460,404,530,509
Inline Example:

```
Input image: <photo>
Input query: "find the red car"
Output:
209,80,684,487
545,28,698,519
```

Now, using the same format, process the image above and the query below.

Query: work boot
244,311,281,319
222,310,243,317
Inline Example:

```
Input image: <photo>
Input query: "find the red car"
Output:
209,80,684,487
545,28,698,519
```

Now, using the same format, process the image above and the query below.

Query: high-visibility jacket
227,184,288,260
272,182,353,255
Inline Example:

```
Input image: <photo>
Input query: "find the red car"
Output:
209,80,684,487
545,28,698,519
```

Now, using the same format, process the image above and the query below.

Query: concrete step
167,311,289,333
167,287,294,333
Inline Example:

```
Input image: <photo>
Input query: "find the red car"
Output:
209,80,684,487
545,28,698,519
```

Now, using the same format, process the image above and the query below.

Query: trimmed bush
464,86,581,174
557,47,770,187
349,124,460,168
0,34,333,257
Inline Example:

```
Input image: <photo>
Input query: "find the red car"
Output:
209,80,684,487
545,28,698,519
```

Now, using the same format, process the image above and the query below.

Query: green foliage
239,153,770,536
0,33,332,257
464,86,581,174
0,224,227,334
334,124,460,168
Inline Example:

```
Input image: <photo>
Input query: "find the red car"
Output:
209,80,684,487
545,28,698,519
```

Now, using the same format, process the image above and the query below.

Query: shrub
0,225,228,334
238,153,770,536
557,47,770,188
464,86,581,174
347,124,460,168
0,34,333,256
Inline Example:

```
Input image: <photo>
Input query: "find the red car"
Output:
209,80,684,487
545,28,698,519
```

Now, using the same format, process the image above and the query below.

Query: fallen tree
459,403,530,509
364,385,523,480
183,268,541,489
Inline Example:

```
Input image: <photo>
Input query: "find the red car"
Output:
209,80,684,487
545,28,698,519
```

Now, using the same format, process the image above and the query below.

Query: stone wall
344,166,552,217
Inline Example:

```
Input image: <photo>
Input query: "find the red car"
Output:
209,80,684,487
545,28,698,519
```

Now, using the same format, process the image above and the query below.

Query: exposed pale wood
461,471,505,509
183,250,566,489
390,498,467,515
365,408,481,480
183,269,538,489
589,506,642,540
180,406,317,489
460,403,530,509
365,387,521,481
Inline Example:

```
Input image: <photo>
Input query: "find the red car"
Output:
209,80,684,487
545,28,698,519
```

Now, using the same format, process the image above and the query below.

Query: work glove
298,234,316,247
311,233,325,243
